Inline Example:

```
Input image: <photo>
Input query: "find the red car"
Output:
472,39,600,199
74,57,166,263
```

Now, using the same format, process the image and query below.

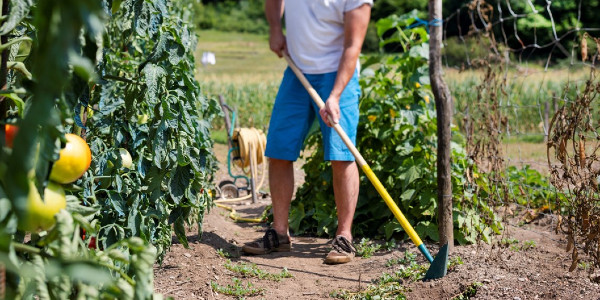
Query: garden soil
154,144,600,299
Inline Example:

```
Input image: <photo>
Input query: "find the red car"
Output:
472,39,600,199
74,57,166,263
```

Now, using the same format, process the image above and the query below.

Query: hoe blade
423,243,449,280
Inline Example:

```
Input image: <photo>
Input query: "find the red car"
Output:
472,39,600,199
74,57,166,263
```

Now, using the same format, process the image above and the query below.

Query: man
242,0,372,264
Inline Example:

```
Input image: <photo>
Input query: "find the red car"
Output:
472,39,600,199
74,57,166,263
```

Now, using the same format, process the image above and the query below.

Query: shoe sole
324,254,354,264
242,244,292,255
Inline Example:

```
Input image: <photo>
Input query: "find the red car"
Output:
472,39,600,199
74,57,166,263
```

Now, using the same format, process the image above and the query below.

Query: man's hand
324,3,370,127
265,0,286,57
269,30,287,58
320,95,341,127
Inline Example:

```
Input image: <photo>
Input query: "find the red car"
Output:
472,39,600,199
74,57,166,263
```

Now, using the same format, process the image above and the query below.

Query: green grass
197,30,282,129
196,30,286,81
210,278,264,298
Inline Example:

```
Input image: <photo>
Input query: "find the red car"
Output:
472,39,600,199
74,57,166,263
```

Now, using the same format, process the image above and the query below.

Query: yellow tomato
18,181,66,232
49,133,92,184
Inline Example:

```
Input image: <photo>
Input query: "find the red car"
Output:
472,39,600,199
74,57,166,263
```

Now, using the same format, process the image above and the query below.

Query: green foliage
0,0,218,298
451,282,483,300
501,238,537,252
86,0,219,261
444,0,600,62
288,11,502,245
448,255,464,271
355,238,382,258
224,259,293,281
205,81,278,129
211,277,264,298
505,165,564,208
216,248,232,258
331,283,408,300
194,0,269,34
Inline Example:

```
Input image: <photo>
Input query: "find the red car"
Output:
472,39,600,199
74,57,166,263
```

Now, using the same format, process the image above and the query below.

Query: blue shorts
265,67,360,161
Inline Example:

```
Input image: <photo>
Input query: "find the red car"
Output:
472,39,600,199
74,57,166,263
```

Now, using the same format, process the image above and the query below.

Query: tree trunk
429,0,454,251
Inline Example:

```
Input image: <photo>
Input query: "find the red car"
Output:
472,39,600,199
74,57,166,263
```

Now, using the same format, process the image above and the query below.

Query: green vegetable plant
0,0,218,298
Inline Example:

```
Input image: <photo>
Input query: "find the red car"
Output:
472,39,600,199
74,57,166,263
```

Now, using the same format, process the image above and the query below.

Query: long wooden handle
283,54,430,260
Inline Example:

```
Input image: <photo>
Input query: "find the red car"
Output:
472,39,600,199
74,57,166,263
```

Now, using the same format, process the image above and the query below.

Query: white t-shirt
284,0,373,74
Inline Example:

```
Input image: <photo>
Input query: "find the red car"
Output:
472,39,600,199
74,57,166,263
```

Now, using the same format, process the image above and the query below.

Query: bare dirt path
154,145,600,299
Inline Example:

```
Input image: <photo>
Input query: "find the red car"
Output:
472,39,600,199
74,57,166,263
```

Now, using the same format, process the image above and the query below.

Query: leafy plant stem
0,36,32,52
97,261,135,286
12,242,42,255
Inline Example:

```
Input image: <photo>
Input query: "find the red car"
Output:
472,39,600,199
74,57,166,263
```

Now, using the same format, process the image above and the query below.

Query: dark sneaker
324,235,355,264
242,229,292,255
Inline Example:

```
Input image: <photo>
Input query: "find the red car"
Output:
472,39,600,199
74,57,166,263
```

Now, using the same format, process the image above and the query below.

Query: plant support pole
429,0,454,250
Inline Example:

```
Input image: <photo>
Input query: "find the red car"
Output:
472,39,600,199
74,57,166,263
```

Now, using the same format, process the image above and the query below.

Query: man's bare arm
320,4,371,127
265,0,286,57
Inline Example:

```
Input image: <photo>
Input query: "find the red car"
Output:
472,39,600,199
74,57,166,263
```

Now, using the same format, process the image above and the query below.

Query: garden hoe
284,54,449,280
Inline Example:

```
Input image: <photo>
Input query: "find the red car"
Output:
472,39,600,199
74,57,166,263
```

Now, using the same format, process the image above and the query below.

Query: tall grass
196,30,285,132
203,80,279,130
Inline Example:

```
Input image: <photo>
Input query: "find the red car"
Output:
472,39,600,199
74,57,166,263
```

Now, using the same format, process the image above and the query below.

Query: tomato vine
0,0,217,298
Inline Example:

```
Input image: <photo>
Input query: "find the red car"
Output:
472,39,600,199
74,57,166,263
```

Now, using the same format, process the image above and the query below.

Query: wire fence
441,0,600,274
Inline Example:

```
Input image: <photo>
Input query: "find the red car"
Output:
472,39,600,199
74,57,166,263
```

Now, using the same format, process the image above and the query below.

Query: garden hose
214,127,268,222
215,203,269,223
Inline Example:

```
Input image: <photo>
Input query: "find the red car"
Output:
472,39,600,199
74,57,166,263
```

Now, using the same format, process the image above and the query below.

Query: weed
355,238,382,258
500,238,519,247
386,251,417,267
333,250,428,299
451,282,483,300
382,239,397,251
578,260,591,271
211,277,264,298
501,239,536,252
330,282,408,300
448,256,464,271
224,259,293,281
216,248,232,258
509,244,521,252
383,252,427,281
521,240,537,250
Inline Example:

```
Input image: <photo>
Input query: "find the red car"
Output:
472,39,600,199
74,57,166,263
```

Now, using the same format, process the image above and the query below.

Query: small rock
482,279,492,284
214,275,219,280
514,297,521,300
183,253,192,258
518,277,527,282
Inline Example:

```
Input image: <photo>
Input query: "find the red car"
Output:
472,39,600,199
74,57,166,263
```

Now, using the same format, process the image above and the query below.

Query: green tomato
18,181,66,232
136,114,149,125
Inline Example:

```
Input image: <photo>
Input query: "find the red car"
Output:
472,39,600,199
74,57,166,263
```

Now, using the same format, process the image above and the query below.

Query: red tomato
5,124,18,148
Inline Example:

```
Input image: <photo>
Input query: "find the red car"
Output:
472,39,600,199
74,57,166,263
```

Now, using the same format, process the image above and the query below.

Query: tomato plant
0,0,217,298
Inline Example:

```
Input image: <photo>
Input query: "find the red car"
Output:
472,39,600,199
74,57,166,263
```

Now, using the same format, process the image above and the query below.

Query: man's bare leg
331,160,359,240
269,158,295,236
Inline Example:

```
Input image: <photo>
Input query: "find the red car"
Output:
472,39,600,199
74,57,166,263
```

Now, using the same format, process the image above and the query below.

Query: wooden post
429,0,454,250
